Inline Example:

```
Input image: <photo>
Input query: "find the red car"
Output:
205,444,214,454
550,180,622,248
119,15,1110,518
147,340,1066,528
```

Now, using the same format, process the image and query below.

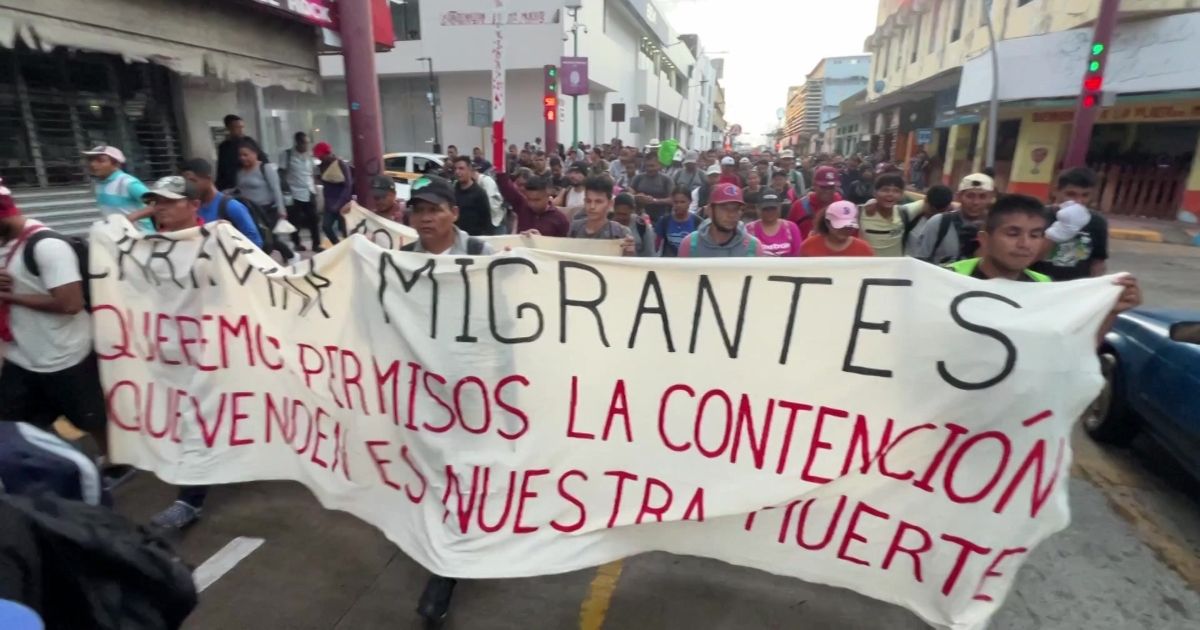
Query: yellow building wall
867,0,1194,101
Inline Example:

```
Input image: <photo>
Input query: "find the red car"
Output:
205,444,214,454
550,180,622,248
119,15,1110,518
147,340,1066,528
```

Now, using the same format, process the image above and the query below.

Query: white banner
93,218,1118,630
343,202,622,256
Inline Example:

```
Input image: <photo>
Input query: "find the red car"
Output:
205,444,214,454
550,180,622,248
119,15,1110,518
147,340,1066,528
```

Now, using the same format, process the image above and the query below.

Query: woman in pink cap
799,200,875,257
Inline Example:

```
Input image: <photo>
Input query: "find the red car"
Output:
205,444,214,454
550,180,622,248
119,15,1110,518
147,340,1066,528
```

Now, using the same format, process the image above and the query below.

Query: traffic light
1081,40,1106,109
543,65,559,149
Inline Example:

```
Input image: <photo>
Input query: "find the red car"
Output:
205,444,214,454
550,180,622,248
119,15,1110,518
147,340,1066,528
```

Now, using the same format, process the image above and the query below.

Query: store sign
254,0,335,28
1031,101,1200,124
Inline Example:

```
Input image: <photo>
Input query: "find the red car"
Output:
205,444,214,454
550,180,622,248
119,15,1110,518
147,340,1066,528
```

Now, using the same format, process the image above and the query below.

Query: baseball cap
958,173,995,192
0,180,17,219
684,150,699,164
369,174,395,197
647,138,661,148
82,145,126,164
757,191,782,208
738,157,750,164
814,165,839,188
720,156,735,166
141,175,199,202
779,149,795,159
312,142,333,159
568,161,588,174
705,163,721,176
825,200,859,229
709,183,745,206
409,175,456,206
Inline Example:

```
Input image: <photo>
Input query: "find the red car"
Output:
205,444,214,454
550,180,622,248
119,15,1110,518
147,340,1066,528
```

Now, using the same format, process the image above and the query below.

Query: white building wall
316,0,715,154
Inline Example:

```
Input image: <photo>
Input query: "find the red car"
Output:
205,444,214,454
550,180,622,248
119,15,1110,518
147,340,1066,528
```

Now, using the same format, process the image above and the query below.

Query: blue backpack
0,422,103,506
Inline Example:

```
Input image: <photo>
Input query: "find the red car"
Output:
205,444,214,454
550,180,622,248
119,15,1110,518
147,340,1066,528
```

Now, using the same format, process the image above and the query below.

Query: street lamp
981,0,999,169
417,56,441,153
565,2,586,151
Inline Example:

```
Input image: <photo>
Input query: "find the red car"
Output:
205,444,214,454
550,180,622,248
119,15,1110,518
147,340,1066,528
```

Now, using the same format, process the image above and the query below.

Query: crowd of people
0,116,1142,627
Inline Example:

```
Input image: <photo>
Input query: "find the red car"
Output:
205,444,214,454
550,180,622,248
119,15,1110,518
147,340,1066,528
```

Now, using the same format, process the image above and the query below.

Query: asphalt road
112,239,1200,630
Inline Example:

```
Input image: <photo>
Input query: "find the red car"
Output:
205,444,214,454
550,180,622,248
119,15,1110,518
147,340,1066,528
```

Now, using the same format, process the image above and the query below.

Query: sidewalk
1108,215,1200,246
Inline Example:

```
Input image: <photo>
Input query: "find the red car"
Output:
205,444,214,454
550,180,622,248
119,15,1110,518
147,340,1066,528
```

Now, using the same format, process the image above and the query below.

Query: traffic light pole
336,0,384,203
571,27,579,152
1063,0,1121,168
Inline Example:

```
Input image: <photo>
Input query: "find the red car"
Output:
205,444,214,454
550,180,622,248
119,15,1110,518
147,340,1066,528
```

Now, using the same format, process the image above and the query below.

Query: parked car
1089,308,1200,478
382,152,446,202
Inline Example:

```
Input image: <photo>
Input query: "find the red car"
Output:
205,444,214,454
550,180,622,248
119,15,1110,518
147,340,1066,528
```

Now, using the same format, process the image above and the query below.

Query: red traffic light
546,110,556,121
1083,76,1103,92
1083,94,1098,108
544,96,557,108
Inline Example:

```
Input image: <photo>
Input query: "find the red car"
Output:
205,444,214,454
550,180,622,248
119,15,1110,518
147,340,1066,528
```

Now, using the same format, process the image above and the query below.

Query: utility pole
336,0,384,203
566,3,583,151
1064,0,1121,168
417,57,441,153
981,0,999,169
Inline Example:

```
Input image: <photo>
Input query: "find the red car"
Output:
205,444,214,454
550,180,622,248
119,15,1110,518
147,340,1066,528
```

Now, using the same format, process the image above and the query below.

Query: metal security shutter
0,46,182,233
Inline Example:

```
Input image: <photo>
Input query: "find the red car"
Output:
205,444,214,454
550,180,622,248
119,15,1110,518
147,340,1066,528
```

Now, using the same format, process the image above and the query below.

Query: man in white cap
912,172,995,264
691,163,722,214
83,145,154,231
777,149,807,198
718,156,744,187
673,150,703,193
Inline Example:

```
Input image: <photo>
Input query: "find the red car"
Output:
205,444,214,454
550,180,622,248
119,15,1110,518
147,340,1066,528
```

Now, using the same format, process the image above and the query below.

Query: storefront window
391,0,421,42
0,46,180,188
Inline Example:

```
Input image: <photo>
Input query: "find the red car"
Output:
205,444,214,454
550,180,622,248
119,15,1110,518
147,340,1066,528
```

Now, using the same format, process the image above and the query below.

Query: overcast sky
659,0,879,141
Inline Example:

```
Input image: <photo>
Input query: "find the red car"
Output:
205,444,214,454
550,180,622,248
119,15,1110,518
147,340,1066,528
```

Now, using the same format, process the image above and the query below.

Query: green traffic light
1089,61,1101,72
548,68,557,77
1092,43,1105,55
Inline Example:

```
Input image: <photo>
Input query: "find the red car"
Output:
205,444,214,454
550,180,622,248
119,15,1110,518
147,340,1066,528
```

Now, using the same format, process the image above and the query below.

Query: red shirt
798,235,875,257
496,173,570,237
788,192,843,235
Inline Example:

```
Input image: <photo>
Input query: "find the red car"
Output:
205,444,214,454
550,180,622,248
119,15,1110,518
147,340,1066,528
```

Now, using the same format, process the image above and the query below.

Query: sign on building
560,57,589,96
468,96,492,127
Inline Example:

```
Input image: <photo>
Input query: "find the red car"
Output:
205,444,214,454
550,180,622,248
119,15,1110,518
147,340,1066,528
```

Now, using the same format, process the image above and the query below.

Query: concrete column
972,119,989,173
942,124,971,185
1007,112,1068,200
1180,130,1200,224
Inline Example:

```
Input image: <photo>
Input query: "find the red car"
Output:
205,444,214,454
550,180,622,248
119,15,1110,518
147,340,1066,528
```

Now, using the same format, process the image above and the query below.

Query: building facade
782,55,870,154
0,0,323,233
863,0,1200,222
318,0,724,157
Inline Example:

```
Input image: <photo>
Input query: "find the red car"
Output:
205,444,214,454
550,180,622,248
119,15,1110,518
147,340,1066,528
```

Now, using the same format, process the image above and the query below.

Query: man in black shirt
452,156,493,236
215,114,264,191
1032,167,1109,281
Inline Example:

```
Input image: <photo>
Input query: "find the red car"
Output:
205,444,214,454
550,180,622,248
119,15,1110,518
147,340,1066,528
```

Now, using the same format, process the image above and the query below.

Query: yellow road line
1072,435,1200,591
579,560,624,630
1108,228,1164,243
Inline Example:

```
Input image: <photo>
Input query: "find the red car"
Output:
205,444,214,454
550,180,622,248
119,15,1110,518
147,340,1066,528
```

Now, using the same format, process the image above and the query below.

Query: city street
111,239,1200,630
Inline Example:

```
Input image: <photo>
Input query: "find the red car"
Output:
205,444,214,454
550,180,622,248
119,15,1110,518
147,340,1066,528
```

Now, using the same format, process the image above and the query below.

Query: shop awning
957,12,1200,108
0,9,319,93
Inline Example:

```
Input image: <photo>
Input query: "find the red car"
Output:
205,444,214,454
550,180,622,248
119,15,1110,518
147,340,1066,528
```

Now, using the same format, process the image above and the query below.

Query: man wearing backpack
913,173,994,264
788,166,843,239
0,183,108,457
180,159,264,248
404,176,495,256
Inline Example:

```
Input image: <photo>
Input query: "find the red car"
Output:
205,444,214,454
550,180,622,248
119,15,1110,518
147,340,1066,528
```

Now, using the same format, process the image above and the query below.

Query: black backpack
216,192,276,251
22,230,92,310
401,237,485,255
928,212,981,263
0,493,197,630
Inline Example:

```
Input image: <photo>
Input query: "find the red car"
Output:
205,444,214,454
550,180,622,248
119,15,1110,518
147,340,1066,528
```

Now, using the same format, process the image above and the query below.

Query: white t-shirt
0,220,92,372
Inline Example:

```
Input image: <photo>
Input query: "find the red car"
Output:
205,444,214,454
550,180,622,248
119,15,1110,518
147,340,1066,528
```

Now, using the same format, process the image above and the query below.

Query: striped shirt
93,169,153,231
